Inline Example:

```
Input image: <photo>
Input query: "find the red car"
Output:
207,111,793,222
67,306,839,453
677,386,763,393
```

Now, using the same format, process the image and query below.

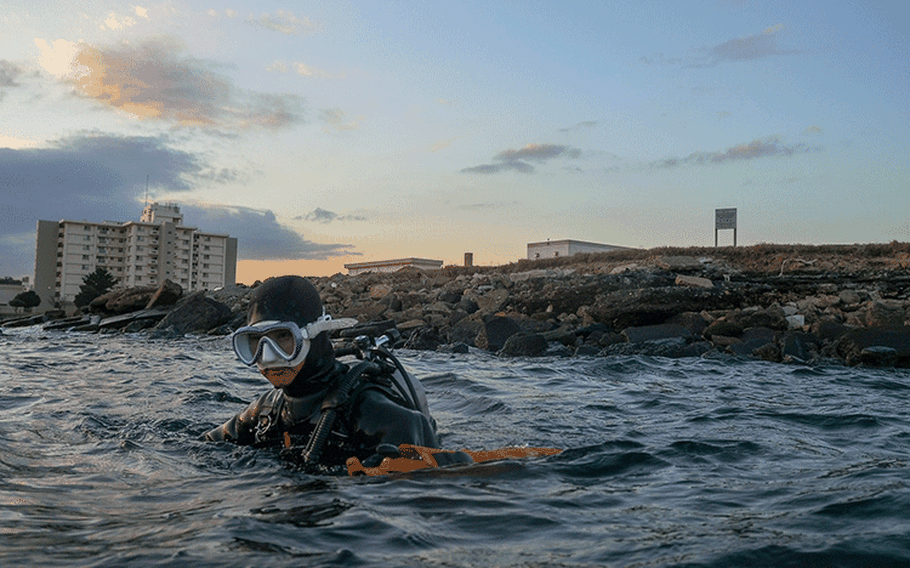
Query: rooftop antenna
144,174,149,207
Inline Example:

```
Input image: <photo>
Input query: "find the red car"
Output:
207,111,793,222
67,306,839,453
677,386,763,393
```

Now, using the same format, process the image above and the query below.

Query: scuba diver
205,275,472,474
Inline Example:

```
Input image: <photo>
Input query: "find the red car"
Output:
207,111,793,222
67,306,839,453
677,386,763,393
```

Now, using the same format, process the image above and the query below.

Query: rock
368,283,394,299
666,312,710,336
858,346,898,367
621,323,693,344
711,335,742,348
591,286,737,330
737,305,788,331
475,316,521,352
574,344,600,356
812,317,850,341
785,314,806,329
469,288,510,315
610,263,640,274
92,286,157,314
704,320,743,339
781,331,816,363
397,319,426,332
152,292,232,335
675,275,714,288
836,326,910,366
456,297,479,314
500,332,548,357
403,326,443,350
656,256,702,271
437,342,470,354
99,308,170,330
865,300,905,328
838,290,862,306
145,279,183,309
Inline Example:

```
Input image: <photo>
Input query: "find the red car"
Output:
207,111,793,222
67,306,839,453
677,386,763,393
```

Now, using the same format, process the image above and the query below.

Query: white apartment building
34,203,237,306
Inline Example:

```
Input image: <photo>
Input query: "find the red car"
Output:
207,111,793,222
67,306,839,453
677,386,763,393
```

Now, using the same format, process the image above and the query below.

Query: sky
1,1,907,285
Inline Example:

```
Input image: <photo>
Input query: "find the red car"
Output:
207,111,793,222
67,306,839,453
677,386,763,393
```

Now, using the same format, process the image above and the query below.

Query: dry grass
438,242,910,277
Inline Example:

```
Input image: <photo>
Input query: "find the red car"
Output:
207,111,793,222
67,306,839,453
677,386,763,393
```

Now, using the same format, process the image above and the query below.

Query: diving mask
231,315,357,368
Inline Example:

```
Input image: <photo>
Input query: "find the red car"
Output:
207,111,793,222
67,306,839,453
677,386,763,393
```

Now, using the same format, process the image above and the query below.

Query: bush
74,268,118,308
9,290,41,312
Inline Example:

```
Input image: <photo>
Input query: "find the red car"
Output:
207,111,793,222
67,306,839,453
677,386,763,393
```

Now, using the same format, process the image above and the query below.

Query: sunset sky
1,1,907,285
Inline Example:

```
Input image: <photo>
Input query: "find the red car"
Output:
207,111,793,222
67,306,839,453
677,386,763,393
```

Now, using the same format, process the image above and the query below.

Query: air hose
300,360,378,469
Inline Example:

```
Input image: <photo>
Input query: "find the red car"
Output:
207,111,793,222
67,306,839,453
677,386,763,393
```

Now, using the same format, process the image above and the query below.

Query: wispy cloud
648,136,821,169
298,208,367,224
461,143,583,174
34,36,304,131
266,59,342,79
558,120,598,133
319,108,361,131
245,10,322,36
0,60,23,101
641,24,799,68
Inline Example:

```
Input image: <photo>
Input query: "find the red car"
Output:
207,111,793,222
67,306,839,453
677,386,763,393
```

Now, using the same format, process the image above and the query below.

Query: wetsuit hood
246,276,336,390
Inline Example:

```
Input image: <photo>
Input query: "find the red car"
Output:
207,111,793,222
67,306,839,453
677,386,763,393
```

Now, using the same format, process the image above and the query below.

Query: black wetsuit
205,360,446,470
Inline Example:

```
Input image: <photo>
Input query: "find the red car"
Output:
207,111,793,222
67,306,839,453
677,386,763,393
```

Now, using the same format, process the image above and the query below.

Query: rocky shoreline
4,243,910,368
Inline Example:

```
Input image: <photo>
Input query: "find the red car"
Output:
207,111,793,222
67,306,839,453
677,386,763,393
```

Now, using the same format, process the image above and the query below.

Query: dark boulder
403,326,443,351
500,332,548,357
475,316,521,352
704,320,743,339
152,292,232,335
145,279,183,309
621,323,694,344
730,326,777,358
836,326,910,366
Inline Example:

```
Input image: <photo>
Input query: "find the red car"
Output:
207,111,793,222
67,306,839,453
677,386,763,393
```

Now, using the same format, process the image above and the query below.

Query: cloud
245,10,321,35
455,201,520,211
101,12,136,30
0,60,23,88
0,132,237,276
180,204,359,260
806,125,824,134
558,120,598,133
319,108,361,131
461,143,582,174
135,6,149,19
34,36,304,131
0,132,356,275
266,59,342,79
649,136,821,169
299,208,367,224
0,60,23,102
641,24,798,68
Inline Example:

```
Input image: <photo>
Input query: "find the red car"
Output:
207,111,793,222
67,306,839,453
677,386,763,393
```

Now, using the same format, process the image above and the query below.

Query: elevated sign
715,208,737,246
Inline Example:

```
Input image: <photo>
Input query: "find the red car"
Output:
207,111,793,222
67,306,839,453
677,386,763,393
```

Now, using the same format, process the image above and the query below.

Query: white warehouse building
527,239,630,260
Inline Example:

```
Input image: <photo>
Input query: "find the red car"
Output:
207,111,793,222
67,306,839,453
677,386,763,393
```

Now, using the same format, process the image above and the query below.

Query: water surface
2,328,909,567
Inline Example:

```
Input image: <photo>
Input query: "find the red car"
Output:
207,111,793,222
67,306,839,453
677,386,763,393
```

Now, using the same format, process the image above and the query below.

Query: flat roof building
344,257,443,276
527,239,630,260
34,203,237,307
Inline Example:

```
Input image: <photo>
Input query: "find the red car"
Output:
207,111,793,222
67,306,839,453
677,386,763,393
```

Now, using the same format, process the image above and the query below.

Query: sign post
715,208,737,247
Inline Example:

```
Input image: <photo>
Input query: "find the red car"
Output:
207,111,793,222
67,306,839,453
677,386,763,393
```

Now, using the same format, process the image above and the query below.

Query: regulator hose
300,360,378,469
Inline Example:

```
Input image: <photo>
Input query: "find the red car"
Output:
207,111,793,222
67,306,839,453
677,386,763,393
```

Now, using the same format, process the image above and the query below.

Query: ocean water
2,328,910,567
